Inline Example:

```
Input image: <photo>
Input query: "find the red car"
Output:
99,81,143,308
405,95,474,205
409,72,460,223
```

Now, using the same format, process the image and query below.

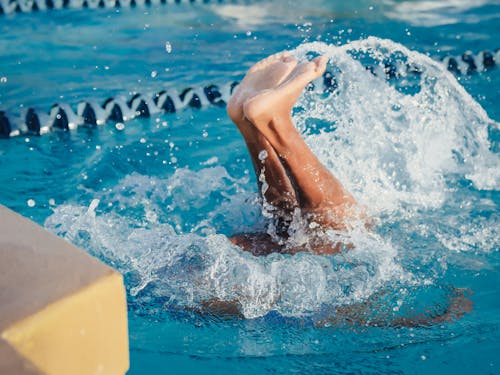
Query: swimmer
227,51,363,256
208,51,473,325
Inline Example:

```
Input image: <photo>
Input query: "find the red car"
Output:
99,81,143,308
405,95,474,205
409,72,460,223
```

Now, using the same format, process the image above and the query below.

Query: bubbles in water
27,199,36,207
115,122,125,131
0,77,7,83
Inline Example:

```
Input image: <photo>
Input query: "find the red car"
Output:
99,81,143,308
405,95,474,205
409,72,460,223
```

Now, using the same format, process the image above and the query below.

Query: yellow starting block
0,205,129,375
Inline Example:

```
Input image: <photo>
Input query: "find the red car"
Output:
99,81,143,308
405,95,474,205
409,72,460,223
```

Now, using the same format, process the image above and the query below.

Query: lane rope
0,83,236,137
1,50,498,138
0,0,234,14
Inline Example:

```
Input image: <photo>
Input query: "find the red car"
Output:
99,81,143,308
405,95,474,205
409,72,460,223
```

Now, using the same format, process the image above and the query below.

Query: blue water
1,1,499,374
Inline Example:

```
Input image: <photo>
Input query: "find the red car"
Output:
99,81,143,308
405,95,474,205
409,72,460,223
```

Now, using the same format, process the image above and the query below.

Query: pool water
1,1,499,374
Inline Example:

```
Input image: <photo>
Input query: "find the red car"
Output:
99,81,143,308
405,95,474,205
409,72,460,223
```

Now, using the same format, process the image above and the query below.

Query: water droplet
258,150,268,161
145,210,158,223
309,222,320,229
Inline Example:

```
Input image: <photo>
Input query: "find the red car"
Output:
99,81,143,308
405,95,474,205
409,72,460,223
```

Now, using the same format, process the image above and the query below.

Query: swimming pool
1,1,499,373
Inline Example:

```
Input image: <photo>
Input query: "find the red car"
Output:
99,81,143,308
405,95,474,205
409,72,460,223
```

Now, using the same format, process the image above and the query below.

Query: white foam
45,165,409,319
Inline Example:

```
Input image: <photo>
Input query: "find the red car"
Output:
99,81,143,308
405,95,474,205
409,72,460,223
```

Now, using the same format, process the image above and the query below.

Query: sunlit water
1,1,499,374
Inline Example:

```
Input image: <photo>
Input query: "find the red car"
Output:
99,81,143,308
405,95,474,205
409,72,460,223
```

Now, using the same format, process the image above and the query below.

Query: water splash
293,38,498,216
46,166,409,319
45,38,498,319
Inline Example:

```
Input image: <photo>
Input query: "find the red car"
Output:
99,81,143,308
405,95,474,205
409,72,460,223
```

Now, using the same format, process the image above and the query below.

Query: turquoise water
1,1,499,374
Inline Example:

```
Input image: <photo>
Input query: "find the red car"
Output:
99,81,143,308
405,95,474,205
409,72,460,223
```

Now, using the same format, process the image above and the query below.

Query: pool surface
1,1,499,374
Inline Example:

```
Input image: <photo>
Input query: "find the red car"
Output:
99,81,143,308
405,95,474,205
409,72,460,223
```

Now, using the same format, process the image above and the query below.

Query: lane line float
1,50,498,138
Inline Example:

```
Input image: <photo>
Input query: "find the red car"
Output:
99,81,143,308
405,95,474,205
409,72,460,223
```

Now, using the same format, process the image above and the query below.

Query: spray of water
45,38,498,319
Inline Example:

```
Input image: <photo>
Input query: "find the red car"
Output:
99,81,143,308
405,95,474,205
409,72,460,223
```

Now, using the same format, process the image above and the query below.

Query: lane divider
0,83,237,137
442,49,499,75
0,0,227,14
0,50,498,138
